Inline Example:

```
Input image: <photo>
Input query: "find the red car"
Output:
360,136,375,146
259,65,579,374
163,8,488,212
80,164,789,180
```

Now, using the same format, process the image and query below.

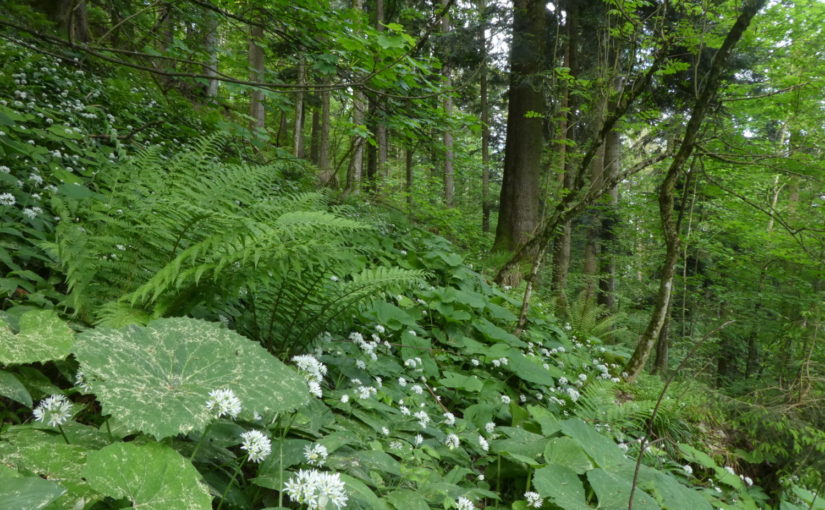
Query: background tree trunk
492,0,547,255
248,25,265,130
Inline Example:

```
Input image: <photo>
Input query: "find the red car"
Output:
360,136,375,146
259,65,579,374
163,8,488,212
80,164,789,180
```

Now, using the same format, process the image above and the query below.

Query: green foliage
0,309,74,364
73,317,310,439
84,442,212,509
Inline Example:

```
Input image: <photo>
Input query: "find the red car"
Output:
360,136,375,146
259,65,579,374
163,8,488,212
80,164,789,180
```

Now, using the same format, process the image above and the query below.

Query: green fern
54,138,425,350
566,290,626,340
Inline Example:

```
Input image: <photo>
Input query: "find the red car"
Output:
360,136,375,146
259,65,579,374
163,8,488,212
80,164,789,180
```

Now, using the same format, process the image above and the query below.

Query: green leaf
507,352,560,385
0,428,100,507
561,418,630,470
0,310,75,364
544,437,594,474
73,318,310,439
644,470,712,510
83,442,211,509
0,472,66,510
474,319,526,347
440,371,484,392
586,468,660,510
533,464,592,510
0,369,33,407
387,489,429,510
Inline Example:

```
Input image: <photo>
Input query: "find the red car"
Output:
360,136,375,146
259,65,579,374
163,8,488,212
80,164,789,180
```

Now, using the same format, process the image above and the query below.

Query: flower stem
217,454,246,510
58,425,70,445
190,422,212,461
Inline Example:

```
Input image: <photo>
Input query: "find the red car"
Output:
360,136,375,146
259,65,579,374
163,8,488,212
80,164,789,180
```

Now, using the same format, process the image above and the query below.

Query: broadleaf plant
0,310,74,364
73,317,311,439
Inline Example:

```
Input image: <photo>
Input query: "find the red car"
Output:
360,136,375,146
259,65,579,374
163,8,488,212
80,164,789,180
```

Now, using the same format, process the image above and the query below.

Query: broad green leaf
474,319,526,347
644,470,713,510
0,369,33,407
586,468,660,510
339,473,391,510
0,428,100,507
387,489,429,510
545,437,594,474
507,352,560,385
0,473,66,510
440,371,484,392
84,442,211,509
561,418,630,470
0,310,74,364
528,405,561,436
74,318,310,439
533,464,592,510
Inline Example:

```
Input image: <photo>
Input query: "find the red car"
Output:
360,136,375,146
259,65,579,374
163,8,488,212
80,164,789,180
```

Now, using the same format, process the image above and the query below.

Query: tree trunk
249,25,266,130
625,0,765,381
405,148,414,208
492,0,547,255
317,89,332,183
441,0,455,207
293,60,306,158
205,11,219,98
597,128,620,309
479,5,491,232
653,309,671,375
375,0,389,180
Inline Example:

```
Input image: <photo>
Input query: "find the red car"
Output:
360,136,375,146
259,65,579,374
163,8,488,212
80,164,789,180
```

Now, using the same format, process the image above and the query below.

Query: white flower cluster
240,430,272,463
456,496,475,510
414,410,430,429
0,193,14,206
304,443,328,466
205,388,242,419
524,491,543,508
349,331,379,360
33,394,72,427
443,412,456,426
283,469,349,509
478,435,489,452
293,354,328,399
445,433,460,450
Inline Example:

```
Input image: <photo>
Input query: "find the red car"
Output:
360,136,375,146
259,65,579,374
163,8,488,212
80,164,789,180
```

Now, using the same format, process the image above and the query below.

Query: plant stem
190,422,212,461
217,454,246,510
57,425,70,444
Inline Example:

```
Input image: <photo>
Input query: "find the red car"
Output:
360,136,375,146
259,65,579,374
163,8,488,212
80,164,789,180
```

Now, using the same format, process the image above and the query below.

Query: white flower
566,387,580,402
375,325,385,334
308,381,323,399
22,208,38,219
304,443,328,466
445,433,460,450
240,430,272,463
520,394,527,403
390,440,403,450
410,384,424,395
478,435,489,452
292,354,328,383
500,395,511,405
744,476,753,486
74,370,92,393
0,193,15,206
683,464,693,475
357,386,377,399
33,394,72,427
0,166,9,173
340,394,350,404
443,412,456,426
724,466,736,476
485,422,496,434
470,358,480,366
477,474,485,481
205,388,242,419
329,275,339,282
524,491,543,508
283,469,348,509
414,410,430,428
407,330,416,336
578,373,587,382
414,434,424,446
398,377,407,386
356,359,366,370
456,496,475,510
381,426,390,436
400,405,410,416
